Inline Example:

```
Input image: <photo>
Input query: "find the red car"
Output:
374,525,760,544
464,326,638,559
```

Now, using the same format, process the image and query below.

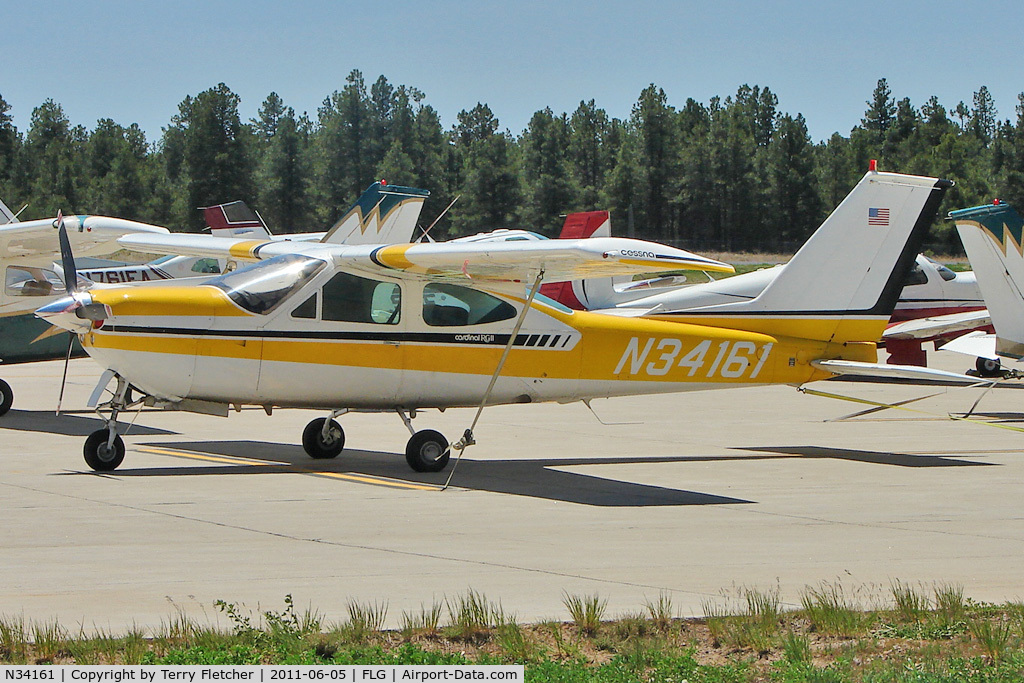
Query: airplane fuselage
77,276,873,411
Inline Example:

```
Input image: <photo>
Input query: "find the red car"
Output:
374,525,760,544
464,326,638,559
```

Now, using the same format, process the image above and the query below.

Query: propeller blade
56,332,74,416
55,210,78,296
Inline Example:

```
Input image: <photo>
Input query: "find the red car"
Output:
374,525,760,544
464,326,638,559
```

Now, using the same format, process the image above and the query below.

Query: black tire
84,429,125,471
405,429,450,472
0,379,12,417
976,356,1002,377
302,418,345,459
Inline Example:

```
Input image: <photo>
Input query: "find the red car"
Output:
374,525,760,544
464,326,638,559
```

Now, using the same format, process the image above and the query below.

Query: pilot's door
256,271,406,407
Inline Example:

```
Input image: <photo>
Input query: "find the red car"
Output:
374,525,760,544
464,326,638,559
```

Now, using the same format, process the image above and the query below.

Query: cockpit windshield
209,254,326,314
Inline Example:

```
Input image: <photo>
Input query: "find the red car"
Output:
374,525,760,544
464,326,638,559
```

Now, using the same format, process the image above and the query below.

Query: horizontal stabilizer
939,331,999,361
812,359,981,384
883,309,992,341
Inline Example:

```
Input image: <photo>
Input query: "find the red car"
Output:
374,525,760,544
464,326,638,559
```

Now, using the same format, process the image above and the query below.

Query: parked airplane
0,211,169,415
935,201,1024,375
530,194,983,367
39,169,957,474
0,182,429,416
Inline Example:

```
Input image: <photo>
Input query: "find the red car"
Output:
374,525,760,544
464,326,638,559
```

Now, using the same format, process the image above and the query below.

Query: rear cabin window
422,283,516,327
321,272,401,324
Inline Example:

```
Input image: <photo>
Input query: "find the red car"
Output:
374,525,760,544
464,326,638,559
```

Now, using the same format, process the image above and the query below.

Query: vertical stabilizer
655,170,950,343
321,182,429,245
953,202,1024,358
0,198,18,224
540,211,612,308
202,201,271,238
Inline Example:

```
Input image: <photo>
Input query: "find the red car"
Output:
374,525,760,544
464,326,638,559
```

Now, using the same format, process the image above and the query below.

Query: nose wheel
84,428,125,471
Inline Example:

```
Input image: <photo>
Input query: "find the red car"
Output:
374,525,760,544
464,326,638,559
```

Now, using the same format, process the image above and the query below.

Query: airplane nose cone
35,294,106,333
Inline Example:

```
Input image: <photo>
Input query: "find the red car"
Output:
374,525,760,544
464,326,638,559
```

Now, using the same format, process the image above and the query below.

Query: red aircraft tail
539,211,610,309
202,201,271,238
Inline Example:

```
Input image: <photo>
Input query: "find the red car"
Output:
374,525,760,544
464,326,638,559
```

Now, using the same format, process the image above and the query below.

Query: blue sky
2,0,1022,144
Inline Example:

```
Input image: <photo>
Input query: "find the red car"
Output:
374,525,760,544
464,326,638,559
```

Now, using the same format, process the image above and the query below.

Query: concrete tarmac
2,354,1023,631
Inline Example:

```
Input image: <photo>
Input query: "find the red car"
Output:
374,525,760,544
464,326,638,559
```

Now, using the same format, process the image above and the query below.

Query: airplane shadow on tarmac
739,445,999,468
106,440,751,508
72,438,999,507
0,409,174,437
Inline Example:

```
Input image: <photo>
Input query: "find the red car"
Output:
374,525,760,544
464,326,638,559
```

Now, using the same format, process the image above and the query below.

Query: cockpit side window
902,263,928,287
5,266,66,297
209,254,326,315
322,272,401,324
422,283,516,327
936,264,957,281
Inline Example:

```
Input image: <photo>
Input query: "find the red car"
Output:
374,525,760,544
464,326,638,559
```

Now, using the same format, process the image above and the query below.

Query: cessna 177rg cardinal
39,170,953,474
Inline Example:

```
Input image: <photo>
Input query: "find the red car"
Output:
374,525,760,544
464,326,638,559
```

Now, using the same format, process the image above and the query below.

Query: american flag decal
868,207,890,226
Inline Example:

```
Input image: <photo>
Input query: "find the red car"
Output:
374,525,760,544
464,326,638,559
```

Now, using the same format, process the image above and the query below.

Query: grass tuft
445,590,505,641
0,615,27,663
400,601,443,639
800,581,867,637
891,579,929,622
562,592,606,636
934,582,966,625
643,591,675,632
969,617,1013,663
341,600,388,643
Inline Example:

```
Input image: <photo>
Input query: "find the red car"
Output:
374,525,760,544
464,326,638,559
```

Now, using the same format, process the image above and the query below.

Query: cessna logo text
620,249,656,259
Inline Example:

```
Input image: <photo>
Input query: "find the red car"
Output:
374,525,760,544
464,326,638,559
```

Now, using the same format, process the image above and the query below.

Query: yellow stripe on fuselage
90,286,252,317
84,304,876,387
646,314,889,346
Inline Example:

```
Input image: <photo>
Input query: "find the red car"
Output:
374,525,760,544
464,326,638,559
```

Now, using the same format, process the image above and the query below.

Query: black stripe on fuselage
100,324,567,347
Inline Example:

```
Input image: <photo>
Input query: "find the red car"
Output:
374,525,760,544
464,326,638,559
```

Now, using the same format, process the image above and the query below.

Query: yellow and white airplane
38,169,954,473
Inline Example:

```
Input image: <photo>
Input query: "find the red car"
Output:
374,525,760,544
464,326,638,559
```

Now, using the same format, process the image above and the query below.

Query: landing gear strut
84,374,137,472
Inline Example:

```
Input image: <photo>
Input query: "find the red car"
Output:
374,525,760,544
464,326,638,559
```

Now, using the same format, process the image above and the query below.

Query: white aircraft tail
321,181,429,245
657,169,951,343
953,202,1024,358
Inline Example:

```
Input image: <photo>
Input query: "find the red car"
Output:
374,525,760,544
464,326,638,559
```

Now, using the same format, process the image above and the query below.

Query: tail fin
661,170,951,343
540,211,612,308
952,202,1024,358
321,181,429,245
0,198,19,224
202,201,271,238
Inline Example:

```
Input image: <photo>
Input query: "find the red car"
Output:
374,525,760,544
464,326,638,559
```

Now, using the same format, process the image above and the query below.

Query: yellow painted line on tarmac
137,446,438,491
137,447,276,466
307,470,438,491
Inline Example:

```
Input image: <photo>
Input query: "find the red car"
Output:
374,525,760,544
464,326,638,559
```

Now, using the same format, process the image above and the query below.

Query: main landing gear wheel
976,356,1002,377
84,428,125,471
302,418,345,459
405,429,450,472
0,379,12,417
